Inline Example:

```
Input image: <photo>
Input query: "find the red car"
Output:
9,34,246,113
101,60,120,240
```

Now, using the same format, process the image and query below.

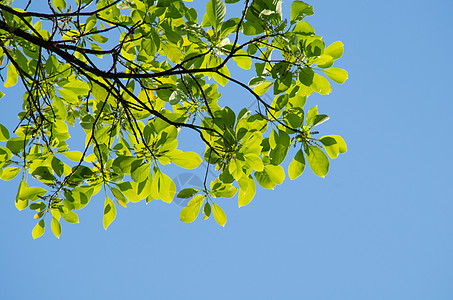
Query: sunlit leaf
212,203,227,227
324,68,348,84
103,196,116,230
170,151,202,169
288,149,305,180
324,41,344,60
51,217,61,239
32,219,45,239
306,146,329,178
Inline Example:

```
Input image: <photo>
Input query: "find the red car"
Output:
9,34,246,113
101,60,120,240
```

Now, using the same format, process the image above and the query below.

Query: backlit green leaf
212,203,227,227
319,136,339,159
238,175,256,207
170,151,202,169
324,41,344,60
180,194,204,223
32,219,45,239
51,217,61,238
60,208,79,223
324,68,348,84
62,151,83,162
290,1,314,23
4,63,18,88
131,162,151,183
1,167,20,181
311,74,331,95
288,149,305,180
306,146,329,178
103,196,116,230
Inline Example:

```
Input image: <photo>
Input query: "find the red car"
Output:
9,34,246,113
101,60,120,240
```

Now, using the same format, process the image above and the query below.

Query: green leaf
0,146,12,162
305,105,318,126
170,151,202,169
324,68,348,84
312,114,330,128
269,130,290,165
169,90,185,105
51,217,61,239
330,135,347,153
62,151,83,162
53,0,66,12
306,146,329,178
4,63,18,88
238,175,256,207
324,41,344,60
265,164,285,185
117,181,140,203
180,194,204,223
290,1,314,23
177,188,199,199
0,123,10,141
7,137,27,155
202,202,211,220
311,74,331,95
1,167,20,181
32,166,54,182
131,162,151,183
202,0,226,30
319,136,339,159
232,50,252,70
60,208,79,223
254,169,276,189
212,203,227,227
293,21,315,35
17,183,47,202
288,149,305,180
254,82,272,95
32,219,45,239
103,196,116,230
299,67,314,86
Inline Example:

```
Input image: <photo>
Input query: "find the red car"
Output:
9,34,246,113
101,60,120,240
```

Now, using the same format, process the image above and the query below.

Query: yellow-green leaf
103,196,116,230
4,63,18,88
212,203,227,227
265,164,285,185
233,50,252,70
1,167,20,181
51,217,61,238
319,136,340,159
62,151,83,162
238,176,256,208
324,68,348,84
170,151,202,169
32,219,45,239
180,194,204,223
288,149,305,180
324,41,344,60
330,135,347,153
61,208,79,223
311,73,331,95
306,146,329,178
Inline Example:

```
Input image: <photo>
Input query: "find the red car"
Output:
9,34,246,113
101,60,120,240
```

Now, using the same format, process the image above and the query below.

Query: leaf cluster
0,0,347,238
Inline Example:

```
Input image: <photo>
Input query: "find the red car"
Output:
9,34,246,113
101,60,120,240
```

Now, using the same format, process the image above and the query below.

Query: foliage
0,0,347,238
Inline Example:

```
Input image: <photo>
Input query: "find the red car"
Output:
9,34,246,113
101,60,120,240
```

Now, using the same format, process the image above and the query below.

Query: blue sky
1,0,453,299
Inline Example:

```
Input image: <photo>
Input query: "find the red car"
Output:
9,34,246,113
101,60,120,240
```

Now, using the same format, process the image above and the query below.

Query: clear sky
1,0,453,299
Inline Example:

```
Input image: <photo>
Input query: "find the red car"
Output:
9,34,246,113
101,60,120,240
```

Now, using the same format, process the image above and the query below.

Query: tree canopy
0,0,347,238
